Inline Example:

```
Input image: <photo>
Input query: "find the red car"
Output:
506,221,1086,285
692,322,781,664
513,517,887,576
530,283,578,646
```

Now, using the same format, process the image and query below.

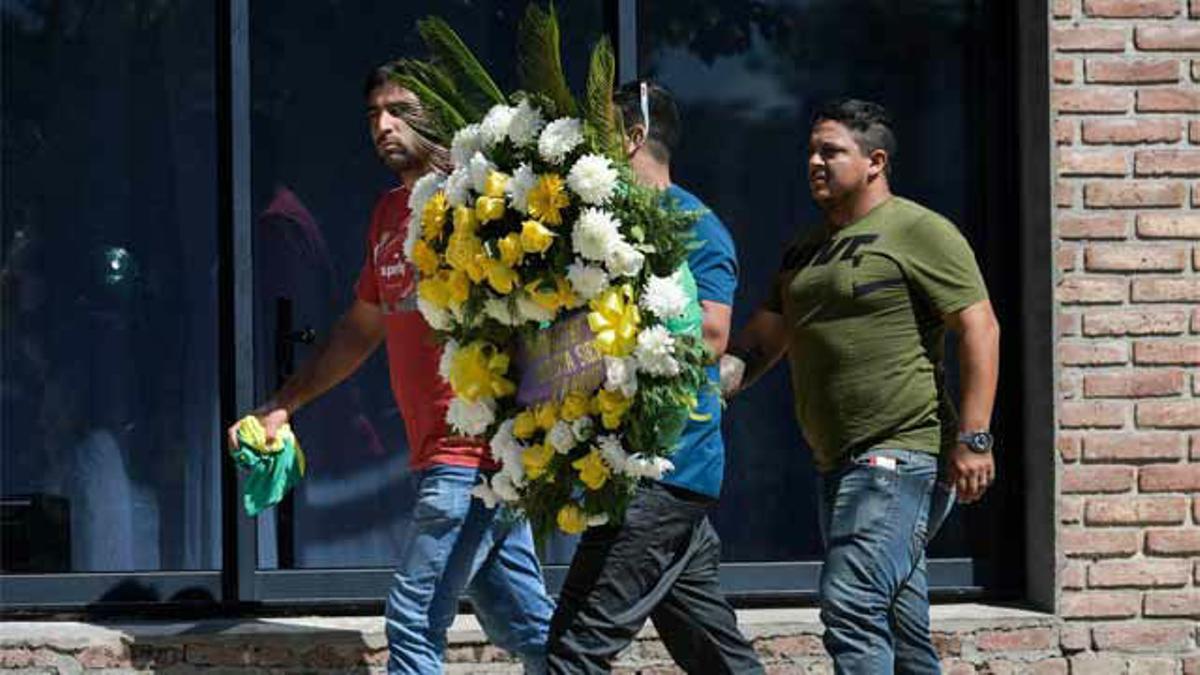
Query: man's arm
943,299,1000,503
720,307,789,396
700,300,732,359
226,299,386,447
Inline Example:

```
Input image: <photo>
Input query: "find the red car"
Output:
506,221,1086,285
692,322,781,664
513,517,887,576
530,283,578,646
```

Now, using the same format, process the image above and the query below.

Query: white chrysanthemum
546,420,577,454
634,326,680,377
516,293,556,323
438,339,459,381
640,271,690,320
586,513,610,527
491,470,522,501
605,241,645,278
603,356,639,398
566,154,619,205
468,151,495,194
538,117,584,164
418,297,452,331
625,454,674,480
408,171,444,212
507,163,536,214
446,397,495,436
572,208,622,263
571,417,594,442
444,167,472,208
565,260,608,300
483,297,520,326
471,480,501,509
507,99,546,147
480,104,516,147
596,434,628,474
450,124,482,169
489,419,525,465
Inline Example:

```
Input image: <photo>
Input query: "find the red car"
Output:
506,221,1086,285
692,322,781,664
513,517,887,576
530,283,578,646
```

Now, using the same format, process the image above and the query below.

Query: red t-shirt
354,187,495,471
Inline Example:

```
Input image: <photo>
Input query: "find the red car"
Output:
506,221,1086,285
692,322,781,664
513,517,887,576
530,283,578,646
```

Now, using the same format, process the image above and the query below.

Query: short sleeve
688,213,738,306
899,216,988,317
763,232,816,314
354,203,385,305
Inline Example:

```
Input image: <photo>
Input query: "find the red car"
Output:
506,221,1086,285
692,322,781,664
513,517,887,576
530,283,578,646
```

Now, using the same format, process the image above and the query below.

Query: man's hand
946,444,995,504
226,407,290,450
718,354,746,397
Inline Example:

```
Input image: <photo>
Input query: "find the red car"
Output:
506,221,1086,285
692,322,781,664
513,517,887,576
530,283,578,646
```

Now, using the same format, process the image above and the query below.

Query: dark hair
811,99,897,175
614,81,681,163
363,62,398,99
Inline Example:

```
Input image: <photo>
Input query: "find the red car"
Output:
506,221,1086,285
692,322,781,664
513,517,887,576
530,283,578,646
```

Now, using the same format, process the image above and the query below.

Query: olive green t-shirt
766,197,988,472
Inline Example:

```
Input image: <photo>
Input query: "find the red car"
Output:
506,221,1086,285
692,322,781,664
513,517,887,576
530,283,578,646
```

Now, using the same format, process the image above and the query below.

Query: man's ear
625,123,646,156
868,148,889,180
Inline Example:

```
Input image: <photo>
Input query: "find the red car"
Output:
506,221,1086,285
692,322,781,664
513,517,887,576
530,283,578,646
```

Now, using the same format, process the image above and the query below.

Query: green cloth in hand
230,415,307,516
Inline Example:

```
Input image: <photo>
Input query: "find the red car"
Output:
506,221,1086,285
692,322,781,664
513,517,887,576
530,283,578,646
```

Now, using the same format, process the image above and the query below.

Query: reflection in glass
1,0,220,575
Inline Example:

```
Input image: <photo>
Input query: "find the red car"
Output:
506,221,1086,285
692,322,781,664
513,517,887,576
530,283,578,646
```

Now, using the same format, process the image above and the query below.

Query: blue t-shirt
659,185,738,499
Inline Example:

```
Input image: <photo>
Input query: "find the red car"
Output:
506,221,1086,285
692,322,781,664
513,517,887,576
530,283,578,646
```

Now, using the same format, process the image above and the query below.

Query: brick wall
1053,0,1200,669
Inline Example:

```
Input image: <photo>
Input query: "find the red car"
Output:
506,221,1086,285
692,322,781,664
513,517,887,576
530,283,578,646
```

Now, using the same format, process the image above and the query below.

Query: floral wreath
396,5,709,538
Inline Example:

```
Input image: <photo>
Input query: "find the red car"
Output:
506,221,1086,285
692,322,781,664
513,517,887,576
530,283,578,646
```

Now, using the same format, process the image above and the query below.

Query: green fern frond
583,38,623,159
418,17,506,110
517,3,578,117
396,58,481,123
389,69,468,145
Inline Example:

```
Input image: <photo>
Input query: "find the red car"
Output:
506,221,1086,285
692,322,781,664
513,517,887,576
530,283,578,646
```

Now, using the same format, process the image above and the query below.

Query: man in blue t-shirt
546,83,763,675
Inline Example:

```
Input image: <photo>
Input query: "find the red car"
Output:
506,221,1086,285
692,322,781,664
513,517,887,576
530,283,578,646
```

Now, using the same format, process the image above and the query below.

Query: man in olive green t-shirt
723,99,1000,674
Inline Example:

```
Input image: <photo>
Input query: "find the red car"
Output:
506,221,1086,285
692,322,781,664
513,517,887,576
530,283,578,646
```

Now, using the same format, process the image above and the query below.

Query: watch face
971,432,993,451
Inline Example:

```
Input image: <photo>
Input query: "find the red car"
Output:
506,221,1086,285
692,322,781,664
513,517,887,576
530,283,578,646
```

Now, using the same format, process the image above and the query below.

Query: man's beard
380,145,423,174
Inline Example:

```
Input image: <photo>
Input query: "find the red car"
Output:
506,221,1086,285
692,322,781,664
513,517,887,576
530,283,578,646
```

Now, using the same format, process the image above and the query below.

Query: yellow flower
560,392,590,421
445,231,486,282
421,191,449,241
482,257,520,295
410,239,441,276
453,205,478,234
497,233,525,267
484,171,509,198
556,503,588,534
526,174,570,226
554,275,579,310
534,401,560,431
593,389,632,430
446,269,472,308
418,274,451,309
476,195,506,223
588,285,640,357
513,411,538,440
522,443,555,481
572,449,610,490
520,220,556,254
448,341,516,401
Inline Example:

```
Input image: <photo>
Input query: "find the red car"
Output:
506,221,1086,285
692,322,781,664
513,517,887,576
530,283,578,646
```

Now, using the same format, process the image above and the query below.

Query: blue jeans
817,449,955,675
385,464,554,674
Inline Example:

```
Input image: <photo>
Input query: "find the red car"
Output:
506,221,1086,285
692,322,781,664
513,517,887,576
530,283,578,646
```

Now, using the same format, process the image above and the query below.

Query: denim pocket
826,460,901,543
411,474,468,523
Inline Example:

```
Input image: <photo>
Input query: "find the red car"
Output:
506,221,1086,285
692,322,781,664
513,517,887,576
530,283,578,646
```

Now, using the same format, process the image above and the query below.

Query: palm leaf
517,3,578,117
396,58,481,123
583,37,623,159
418,16,506,109
389,68,468,145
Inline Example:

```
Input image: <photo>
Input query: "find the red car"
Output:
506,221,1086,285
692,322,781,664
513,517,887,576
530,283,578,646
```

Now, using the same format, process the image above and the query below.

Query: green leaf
517,3,578,117
418,16,506,110
583,38,624,159
390,69,468,145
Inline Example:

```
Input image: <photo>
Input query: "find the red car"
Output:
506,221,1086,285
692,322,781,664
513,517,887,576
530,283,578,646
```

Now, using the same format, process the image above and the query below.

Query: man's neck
825,183,892,231
630,155,671,190
398,167,423,191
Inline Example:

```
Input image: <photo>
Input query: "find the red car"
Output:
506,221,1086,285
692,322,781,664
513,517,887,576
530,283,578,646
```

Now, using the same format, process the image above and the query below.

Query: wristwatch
957,430,994,454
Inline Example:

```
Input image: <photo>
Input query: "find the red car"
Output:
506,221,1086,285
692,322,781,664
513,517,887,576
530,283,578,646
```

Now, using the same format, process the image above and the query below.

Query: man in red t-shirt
228,64,553,674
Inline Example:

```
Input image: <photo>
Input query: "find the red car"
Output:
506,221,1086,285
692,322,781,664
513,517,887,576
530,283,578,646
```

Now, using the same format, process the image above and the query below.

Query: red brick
974,627,1056,652
1140,463,1200,491
1058,277,1127,303
1193,306,1200,332
1061,371,1083,400
1193,432,1200,459
1146,528,1200,555
1195,494,1200,518
756,634,825,657
1059,433,1083,461
1132,278,1200,302
1084,431,1188,461
1130,657,1185,675
1054,27,1128,52
1193,0,1200,18
1083,118,1183,144
1056,118,1075,145
1061,312,1082,337
1060,214,1128,239
1057,180,1076,207
185,643,252,666
1083,309,1188,335
1060,625,1091,653
1055,58,1076,84
1070,654,1126,675
77,645,133,669
1195,59,1200,82
1061,400,1128,427
1058,247,1078,271
1060,148,1128,175
1055,88,1133,115
1093,622,1195,652
1089,558,1192,587
1137,212,1200,238
1135,340,1200,364
1144,591,1200,617
1138,88,1200,112
1084,370,1186,397
943,659,977,675
1061,496,1085,524
1085,495,1189,524
1060,341,1129,365
1084,0,1181,16
1061,590,1141,618
1136,25,1200,51
1083,181,1187,207
1136,149,1200,176
1085,245,1188,270
1054,0,1075,17
1087,58,1179,84
1137,400,1200,427
1062,528,1141,557
1192,119,1200,142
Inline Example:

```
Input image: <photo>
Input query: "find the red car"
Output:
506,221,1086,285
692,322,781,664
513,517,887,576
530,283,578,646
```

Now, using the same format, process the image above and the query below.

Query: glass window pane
1,0,220,573
249,1,605,569
638,0,989,562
